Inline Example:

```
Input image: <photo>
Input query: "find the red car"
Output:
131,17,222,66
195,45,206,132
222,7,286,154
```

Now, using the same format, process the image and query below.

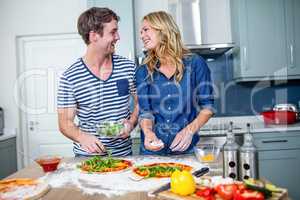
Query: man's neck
83,47,113,80
84,48,112,69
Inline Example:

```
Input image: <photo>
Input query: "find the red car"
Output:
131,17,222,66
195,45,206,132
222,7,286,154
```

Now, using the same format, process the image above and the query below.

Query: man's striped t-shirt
57,54,136,156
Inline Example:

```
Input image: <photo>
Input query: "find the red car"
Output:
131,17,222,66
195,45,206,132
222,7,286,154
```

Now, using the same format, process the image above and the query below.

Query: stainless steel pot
273,104,299,120
273,103,298,112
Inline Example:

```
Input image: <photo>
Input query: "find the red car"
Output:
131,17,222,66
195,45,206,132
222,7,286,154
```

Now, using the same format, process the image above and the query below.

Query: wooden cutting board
158,188,288,200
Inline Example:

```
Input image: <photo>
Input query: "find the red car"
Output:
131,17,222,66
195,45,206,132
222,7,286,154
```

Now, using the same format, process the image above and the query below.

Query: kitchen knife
149,167,209,196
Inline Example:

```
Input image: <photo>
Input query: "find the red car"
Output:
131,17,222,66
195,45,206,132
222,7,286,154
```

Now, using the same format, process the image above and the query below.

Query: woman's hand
144,131,164,151
170,128,194,152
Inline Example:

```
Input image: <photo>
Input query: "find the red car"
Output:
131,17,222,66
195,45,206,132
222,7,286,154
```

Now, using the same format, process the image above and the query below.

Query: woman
136,11,214,155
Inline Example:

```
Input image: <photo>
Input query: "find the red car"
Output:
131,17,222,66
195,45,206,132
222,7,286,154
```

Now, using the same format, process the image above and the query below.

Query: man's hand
170,128,194,152
117,119,133,139
144,131,164,151
78,132,106,154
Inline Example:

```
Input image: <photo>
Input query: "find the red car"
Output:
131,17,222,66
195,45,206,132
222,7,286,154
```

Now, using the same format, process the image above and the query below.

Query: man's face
96,19,120,54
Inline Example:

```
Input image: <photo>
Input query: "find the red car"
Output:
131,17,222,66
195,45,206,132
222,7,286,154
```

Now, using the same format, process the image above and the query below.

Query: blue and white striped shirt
57,54,136,156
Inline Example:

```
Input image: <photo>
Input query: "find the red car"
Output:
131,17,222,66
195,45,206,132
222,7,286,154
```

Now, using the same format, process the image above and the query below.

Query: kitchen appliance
168,0,234,58
262,110,297,125
0,107,4,136
222,121,240,180
262,103,299,125
273,103,298,113
239,123,258,180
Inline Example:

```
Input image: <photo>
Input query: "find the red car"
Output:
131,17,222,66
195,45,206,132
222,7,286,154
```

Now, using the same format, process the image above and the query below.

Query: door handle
28,121,39,131
289,44,294,68
242,46,248,71
262,139,288,144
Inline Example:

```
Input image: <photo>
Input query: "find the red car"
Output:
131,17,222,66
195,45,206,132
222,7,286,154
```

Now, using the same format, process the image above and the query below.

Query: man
57,7,138,156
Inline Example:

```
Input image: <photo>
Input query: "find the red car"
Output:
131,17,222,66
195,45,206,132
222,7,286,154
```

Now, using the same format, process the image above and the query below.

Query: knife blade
149,167,209,196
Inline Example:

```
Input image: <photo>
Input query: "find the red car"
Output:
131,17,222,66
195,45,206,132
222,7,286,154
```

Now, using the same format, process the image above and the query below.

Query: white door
16,33,86,166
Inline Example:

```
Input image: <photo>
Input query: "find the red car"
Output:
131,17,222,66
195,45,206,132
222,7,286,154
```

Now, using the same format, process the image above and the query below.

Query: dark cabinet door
258,149,300,200
0,138,17,178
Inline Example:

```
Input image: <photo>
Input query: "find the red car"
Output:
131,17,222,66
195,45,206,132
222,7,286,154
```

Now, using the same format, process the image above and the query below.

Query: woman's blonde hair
142,11,190,82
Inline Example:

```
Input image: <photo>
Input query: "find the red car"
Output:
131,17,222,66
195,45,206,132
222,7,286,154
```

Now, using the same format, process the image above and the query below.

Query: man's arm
118,94,139,138
128,94,138,127
57,107,105,153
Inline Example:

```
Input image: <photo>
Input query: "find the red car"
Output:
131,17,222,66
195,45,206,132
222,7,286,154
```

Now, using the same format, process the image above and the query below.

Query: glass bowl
96,120,124,137
194,143,220,163
35,155,62,172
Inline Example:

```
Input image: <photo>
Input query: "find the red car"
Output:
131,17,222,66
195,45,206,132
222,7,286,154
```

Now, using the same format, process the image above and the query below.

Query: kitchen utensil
194,143,220,163
261,110,297,125
222,122,239,180
273,103,298,112
239,123,258,180
35,155,62,172
149,167,209,196
96,120,124,137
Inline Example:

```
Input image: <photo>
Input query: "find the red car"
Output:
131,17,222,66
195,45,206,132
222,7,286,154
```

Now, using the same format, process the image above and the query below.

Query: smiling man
57,7,138,157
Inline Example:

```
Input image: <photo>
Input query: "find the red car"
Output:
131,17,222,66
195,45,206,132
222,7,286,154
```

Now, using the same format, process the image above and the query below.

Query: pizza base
132,162,193,178
0,178,50,200
79,159,133,174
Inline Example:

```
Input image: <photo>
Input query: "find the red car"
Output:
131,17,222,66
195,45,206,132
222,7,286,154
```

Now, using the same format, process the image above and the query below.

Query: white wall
0,0,87,167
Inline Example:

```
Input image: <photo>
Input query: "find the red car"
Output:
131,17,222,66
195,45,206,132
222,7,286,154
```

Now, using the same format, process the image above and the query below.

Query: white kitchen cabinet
87,0,135,60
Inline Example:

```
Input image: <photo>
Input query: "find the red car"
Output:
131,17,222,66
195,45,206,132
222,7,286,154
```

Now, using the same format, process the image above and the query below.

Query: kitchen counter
198,115,300,136
5,156,222,200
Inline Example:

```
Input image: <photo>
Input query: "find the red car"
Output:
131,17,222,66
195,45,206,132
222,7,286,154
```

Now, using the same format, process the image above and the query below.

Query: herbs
137,165,182,178
78,155,123,173
97,121,124,137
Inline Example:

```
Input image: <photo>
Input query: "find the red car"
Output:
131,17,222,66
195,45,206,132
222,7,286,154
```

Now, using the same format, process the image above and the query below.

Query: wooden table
5,156,222,200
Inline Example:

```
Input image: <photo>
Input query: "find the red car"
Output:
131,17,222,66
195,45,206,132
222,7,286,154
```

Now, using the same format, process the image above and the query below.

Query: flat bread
78,156,133,174
132,162,192,178
0,178,50,200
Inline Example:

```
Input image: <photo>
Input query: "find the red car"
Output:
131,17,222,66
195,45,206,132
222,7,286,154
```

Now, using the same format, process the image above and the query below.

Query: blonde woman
136,11,214,155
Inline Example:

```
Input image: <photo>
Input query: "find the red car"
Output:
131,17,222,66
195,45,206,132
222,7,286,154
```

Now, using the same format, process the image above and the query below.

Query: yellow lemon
170,170,196,196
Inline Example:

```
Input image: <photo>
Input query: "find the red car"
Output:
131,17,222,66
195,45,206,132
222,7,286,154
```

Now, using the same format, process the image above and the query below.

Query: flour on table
39,156,206,197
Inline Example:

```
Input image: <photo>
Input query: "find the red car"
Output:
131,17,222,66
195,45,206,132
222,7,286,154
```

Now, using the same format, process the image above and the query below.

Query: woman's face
140,20,160,50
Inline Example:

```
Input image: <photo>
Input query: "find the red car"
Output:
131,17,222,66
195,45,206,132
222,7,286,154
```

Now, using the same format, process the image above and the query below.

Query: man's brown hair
77,7,120,45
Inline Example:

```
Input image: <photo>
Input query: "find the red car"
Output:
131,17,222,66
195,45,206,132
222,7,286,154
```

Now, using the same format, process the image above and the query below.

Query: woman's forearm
186,108,213,134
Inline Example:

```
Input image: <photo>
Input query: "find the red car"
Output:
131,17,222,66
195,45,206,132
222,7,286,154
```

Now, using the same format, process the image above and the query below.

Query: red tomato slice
215,184,238,200
234,189,265,200
195,187,214,197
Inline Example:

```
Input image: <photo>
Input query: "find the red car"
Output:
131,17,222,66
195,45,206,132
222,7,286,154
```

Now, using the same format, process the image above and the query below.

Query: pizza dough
0,178,50,200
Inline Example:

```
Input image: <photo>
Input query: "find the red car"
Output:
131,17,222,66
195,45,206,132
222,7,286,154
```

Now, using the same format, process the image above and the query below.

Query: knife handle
192,167,209,177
